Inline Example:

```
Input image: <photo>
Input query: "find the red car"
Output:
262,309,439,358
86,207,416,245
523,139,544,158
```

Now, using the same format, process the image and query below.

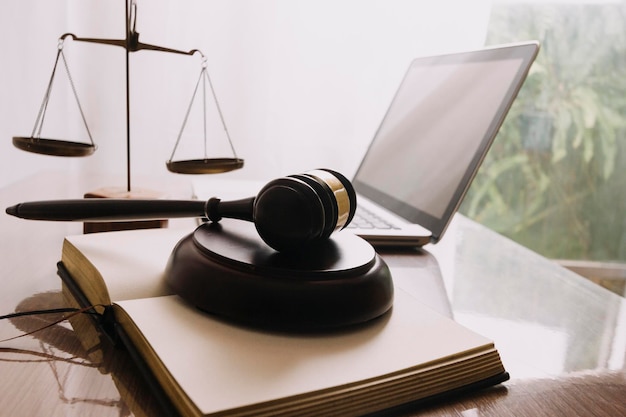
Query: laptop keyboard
347,206,401,230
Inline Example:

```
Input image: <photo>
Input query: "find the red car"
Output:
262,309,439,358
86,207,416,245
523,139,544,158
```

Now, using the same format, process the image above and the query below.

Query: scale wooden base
83,187,168,234
165,219,394,332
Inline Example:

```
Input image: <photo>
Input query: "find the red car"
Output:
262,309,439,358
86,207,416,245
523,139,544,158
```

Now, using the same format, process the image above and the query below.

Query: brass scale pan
12,136,96,157
166,158,244,174
14,36,98,159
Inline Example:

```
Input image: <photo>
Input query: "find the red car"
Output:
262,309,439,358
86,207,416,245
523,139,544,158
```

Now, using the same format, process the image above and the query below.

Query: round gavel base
165,220,394,332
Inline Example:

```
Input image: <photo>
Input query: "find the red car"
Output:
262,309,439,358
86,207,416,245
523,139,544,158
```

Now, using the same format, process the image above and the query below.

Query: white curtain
0,0,491,190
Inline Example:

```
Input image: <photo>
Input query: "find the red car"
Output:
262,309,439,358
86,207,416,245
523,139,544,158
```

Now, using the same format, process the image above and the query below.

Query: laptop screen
352,42,539,242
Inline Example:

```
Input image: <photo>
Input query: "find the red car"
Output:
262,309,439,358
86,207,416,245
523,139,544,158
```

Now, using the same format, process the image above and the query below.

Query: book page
65,228,190,302
117,288,495,416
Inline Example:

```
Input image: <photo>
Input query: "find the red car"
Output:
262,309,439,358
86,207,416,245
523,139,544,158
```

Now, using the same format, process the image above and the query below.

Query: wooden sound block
83,186,168,234
165,219,394,331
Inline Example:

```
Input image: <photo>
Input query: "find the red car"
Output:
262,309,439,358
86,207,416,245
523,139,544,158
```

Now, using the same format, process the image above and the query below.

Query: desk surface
1,172,625,417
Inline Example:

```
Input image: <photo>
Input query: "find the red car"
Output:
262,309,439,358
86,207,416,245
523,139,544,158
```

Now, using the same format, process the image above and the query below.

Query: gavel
5,169,357,252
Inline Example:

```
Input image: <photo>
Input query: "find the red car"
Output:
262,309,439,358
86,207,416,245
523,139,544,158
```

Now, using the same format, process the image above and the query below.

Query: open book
58,227,508,417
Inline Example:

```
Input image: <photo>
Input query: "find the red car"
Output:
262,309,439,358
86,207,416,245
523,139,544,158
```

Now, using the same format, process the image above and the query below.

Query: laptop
193,42,540,247
347,41,539,246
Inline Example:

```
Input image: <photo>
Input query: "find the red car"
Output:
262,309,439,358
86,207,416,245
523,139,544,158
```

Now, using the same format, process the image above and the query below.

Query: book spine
57,261,181,416
56,261,117,345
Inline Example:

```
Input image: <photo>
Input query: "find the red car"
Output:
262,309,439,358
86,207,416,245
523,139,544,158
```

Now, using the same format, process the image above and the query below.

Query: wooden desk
1,172,624,416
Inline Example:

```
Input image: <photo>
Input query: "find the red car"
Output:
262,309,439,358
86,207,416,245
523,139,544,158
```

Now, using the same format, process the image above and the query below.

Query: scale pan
13,136,96,157
166,158,244,174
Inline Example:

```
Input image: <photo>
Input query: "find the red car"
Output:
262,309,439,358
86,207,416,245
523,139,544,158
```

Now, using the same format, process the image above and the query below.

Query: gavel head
253,169,357,252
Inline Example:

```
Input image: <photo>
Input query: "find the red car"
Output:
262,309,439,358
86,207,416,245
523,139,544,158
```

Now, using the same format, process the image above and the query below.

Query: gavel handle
6,197,256,223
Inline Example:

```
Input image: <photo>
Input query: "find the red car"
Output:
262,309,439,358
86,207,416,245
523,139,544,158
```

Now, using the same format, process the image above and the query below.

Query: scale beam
60,32,200,56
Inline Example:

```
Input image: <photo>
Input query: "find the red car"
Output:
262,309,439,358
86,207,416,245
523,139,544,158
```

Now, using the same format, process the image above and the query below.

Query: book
58,226,508,417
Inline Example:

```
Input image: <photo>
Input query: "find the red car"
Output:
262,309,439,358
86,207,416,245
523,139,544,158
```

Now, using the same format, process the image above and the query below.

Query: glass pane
460,1,626,263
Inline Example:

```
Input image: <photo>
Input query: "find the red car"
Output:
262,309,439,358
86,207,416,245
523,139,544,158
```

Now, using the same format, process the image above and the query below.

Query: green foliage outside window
460,2,626,261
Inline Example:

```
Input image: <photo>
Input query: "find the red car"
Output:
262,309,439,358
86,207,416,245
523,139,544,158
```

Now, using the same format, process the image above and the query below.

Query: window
460,2,626,269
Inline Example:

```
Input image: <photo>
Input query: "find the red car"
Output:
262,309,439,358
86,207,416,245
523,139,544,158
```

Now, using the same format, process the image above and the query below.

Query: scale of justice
9,0,394,331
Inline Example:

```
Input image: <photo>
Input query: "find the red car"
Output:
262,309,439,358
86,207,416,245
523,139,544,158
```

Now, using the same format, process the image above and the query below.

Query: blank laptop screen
353,43,538,242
